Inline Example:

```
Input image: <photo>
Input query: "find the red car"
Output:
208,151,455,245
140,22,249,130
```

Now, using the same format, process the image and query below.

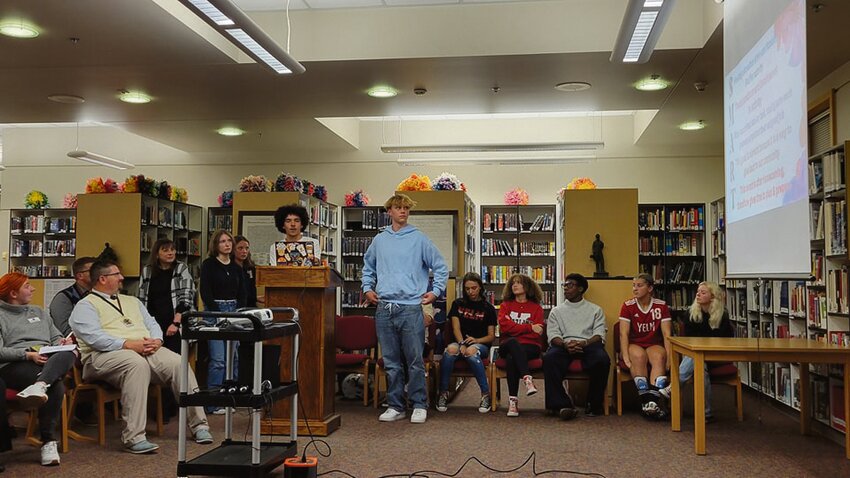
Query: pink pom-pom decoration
503,188,529,206
63,193,78,209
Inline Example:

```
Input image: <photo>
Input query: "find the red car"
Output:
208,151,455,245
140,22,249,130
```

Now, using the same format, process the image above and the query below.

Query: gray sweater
546,298,607,344
0,300,62,369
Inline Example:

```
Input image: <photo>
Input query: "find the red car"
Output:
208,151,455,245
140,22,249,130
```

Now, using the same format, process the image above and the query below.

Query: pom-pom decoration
565,177,597,190
239,175,272,192
344,189,370,207
24,190,49,209
431,172,465,191
397,174,432,192
218,190,234,208
313,185,328,202
170,187,188,203
85,177,118,194
63,193,78,209
503,188,529,206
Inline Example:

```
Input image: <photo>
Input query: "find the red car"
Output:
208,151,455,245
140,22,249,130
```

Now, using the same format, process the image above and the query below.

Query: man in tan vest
69,260,212,454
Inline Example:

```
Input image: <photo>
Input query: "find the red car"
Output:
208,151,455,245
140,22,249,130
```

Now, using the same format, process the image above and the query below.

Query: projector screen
724,0,810,279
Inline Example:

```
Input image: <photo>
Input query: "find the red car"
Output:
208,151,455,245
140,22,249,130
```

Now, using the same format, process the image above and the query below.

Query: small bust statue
590,234,608,277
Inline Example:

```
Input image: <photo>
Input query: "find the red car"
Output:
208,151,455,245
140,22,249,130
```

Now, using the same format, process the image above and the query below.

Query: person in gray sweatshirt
542,273,610,420
0,272,76,467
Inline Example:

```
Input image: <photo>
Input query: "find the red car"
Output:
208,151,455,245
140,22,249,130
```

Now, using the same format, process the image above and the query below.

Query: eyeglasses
78,269,91,274
101,272,122,277
563,282,579,289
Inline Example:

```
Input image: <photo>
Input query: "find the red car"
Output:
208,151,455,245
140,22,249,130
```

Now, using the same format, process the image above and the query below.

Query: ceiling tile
233,0,310,11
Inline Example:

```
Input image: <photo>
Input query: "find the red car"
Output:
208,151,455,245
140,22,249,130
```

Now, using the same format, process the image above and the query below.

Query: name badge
27,317,41,323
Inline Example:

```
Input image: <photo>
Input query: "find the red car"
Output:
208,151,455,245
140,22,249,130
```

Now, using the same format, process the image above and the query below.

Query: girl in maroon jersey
618,273,672,416
497,274,545,417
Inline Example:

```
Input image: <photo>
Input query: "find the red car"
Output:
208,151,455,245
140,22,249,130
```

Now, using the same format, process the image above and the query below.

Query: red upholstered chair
335,315,378,406
6,387,70,453
613,321,742,419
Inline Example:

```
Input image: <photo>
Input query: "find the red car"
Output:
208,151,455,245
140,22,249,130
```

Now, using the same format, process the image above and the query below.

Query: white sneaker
523,375,538,396
41,440,60,466
659,385,672,399
17,382,49,410
410,408,427,424
378,408,406,422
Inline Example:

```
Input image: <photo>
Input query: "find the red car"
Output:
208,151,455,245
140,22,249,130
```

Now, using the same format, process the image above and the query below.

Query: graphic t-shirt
619,298,671,347
448,298,497,341
497,300,545,349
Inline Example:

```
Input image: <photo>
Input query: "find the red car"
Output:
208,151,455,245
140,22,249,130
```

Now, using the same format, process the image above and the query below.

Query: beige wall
809,59,850,142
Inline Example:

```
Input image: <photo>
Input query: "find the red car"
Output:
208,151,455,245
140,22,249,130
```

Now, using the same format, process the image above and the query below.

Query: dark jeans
498,339,540,397
0,351,75,442
542,342,610,412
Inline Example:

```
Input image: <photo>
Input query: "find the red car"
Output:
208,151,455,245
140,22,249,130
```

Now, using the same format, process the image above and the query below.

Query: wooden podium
256,266,342,436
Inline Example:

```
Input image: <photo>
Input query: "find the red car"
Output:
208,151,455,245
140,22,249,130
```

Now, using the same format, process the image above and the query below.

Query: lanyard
94,293,124,316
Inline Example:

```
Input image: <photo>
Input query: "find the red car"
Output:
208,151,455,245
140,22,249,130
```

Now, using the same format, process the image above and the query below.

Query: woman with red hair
0,272,76,467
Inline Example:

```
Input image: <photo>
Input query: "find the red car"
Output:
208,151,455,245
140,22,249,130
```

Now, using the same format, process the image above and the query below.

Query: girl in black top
669,281,733,421
138,238,196,354
199,230,246,413
233,235,258,308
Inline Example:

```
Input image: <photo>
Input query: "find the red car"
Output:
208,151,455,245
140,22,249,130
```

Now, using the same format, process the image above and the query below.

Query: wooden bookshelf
339,206,388,315
9,208,76,278
480,204,557,315
76,194,203,279
637,202,706,316
207,206,233,238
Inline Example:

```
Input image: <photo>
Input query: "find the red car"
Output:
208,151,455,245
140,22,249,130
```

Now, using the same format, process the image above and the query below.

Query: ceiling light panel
610,0,676,64
0,20,40,38
623,11,658,62
304,0,384,8
226,28,290,74
189,0,235,25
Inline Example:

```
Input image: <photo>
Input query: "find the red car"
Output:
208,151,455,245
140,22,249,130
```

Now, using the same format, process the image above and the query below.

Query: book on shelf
810,202,825,241
668,206,704,230
823,199,847,255
811,251,824,284
527,213,554,232
342,237,373,256
822,150,846,193
790,282,807,316
638,208,664,230
665,234,701,255
359,209,390,230
483,212,520,232
639,260,664,283
481,238,516,256
813,378,830,421
808,160,824,194
778,366,792,405
808,289,827,329
209,214,232,233
11,265,71,278
828,331,849,347
518,240,554,256
639,235,662,255
826,266,848,313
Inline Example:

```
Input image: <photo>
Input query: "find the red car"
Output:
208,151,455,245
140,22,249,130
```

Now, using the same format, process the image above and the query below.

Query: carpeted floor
3,382,849,478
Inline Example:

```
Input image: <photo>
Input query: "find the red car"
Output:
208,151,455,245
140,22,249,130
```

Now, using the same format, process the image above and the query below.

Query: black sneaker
436,392,448,412
584,405,604,417
558,407,578,421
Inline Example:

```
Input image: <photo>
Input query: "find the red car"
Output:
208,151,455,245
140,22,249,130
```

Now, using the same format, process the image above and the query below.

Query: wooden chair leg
153,386,164,437
97,392,107,447
373,365,382,409
603,383,610,416
616,375,623,416
362,363,369,407
25,410,40,447
490,369,498,412
60,395,69,453
112,401,120,420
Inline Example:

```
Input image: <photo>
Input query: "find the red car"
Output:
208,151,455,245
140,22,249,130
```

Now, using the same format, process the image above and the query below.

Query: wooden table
669,337,850,458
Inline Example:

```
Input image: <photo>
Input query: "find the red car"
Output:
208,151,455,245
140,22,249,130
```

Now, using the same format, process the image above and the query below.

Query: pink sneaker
523,375,538,396
507,397,519,417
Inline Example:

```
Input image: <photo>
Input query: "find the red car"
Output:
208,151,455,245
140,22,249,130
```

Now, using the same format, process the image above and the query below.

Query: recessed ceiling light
367,86,398,98
118,90,152,104
635,75,668,91
47,94,85,104
555,82,592,92
217,127,244,136
679,120,706,131
0,20,40,39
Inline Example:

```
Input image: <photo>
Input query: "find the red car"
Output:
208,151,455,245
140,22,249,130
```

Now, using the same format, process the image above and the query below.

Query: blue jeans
439,343,489,394
679,356,712,416
207,300,239,412
375,302,426,411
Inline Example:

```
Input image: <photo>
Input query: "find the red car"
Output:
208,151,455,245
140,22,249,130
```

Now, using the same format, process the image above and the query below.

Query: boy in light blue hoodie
362,193,448,424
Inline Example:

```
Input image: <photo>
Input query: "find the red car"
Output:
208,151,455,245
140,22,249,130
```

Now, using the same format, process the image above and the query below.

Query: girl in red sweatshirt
497,274,545,417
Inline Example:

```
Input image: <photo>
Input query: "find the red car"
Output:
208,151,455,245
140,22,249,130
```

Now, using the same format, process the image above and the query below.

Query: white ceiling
0,0,848,163
235,0,547,12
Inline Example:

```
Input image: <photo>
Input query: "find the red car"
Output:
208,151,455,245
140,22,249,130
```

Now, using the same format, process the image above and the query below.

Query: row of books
517,241,555,256
481,238,516,256
638,209,665,230
727,289,747,320
668,206,705,231
828,331,850,347
311,204,337,228
639,261,664,283
712,232,725,256
10,215,76,234
11,239,45,257
808,290,827,329
666,261,703,284
665,286,696,310
142,205,174,227
482,213,520,232
781,281,807,316
776,366,793,407
821,150,845,193
342,263,364,281
173,210,190,230
209,214,232,233
665,234,702,256
465,234,475,254
174,237,201,256
639,235,663,255
824,199,847,255
318,235,336,255
480,264,556,285
350,210,391,230
811,251,824,284
342,237,373,256
526,213,555,232
11,265,72,277
342,291,370,308
43,239,76,257
827,267,848,314
810,201,824,241
809,160,824,195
